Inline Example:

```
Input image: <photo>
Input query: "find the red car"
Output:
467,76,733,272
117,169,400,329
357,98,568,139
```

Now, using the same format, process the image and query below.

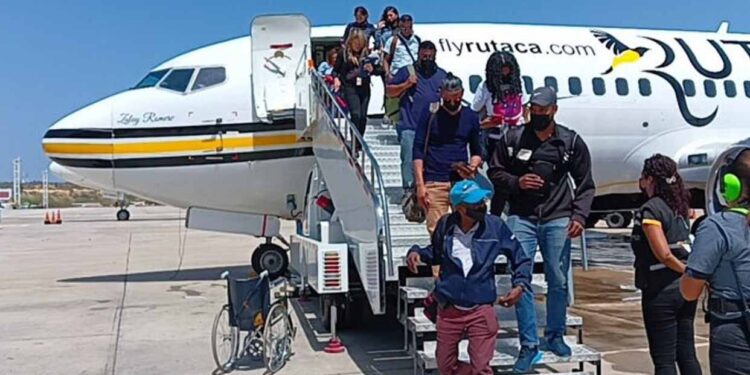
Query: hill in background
0,181,155,208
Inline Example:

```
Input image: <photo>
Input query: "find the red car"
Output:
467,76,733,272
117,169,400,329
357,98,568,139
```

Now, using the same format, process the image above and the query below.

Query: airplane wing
591,29,631,55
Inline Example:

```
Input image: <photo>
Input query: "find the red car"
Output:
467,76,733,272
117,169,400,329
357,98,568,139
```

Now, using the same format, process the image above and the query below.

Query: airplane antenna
717,21,730,34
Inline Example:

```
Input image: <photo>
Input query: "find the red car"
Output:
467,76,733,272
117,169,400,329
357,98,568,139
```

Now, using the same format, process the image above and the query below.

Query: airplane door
251,14,311,122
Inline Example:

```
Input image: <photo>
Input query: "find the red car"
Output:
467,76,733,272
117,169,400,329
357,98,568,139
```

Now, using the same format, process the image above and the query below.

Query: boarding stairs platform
294,55,602,373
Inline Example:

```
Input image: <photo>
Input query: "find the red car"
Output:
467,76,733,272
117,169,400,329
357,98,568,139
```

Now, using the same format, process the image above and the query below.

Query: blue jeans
507,216,571,347
397,127,415,189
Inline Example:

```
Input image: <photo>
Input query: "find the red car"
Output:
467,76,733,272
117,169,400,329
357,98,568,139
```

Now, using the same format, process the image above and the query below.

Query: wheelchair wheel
211,304,239,372
263,303,293,373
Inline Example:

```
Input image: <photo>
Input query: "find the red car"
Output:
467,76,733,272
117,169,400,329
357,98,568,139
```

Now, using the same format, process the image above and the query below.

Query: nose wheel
251,242,289,279
116,209,130,221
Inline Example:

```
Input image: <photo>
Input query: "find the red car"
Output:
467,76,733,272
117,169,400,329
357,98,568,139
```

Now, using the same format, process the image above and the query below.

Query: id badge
356,77,363,86
517,149,532,161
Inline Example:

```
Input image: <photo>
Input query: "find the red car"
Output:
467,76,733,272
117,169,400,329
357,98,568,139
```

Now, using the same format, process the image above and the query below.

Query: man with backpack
383,14,420,77
487,87,595,373
386,41,446,192
383,14,420,125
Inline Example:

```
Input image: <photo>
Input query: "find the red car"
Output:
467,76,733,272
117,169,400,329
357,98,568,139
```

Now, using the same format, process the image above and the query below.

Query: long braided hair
485,51,522,103
642,154,691,219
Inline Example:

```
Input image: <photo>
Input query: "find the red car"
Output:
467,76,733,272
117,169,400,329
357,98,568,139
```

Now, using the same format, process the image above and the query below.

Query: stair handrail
309,70,395,278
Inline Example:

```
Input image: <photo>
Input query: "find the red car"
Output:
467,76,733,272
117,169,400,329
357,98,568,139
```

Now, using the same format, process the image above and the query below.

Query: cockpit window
159,68,195,92
133,69,169,89
191,67,226,91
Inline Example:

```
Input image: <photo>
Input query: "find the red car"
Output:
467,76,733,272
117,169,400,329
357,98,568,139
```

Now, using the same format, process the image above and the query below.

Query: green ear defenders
720,147,749,204
722,172,742,203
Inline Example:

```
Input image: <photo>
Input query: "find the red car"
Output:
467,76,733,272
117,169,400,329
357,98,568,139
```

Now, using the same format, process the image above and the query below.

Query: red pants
436,305,498,375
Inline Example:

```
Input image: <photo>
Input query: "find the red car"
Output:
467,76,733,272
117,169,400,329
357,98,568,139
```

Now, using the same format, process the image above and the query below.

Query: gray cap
530,87,557,106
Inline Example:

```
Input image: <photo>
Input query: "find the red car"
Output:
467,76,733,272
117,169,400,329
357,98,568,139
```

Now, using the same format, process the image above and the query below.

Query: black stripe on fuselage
50,147,313,169
43,120,296,139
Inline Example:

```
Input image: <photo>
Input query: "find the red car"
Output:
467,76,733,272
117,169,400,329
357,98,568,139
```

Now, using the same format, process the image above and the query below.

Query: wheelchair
211,270,296,373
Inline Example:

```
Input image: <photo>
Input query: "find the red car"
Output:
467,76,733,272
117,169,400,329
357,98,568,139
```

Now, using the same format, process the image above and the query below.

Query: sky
1,0,749,182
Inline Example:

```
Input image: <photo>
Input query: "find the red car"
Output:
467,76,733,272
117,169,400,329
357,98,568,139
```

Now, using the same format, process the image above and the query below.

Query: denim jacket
407,213,532,308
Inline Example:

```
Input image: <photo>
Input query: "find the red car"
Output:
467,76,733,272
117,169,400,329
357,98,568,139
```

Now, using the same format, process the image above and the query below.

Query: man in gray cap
488,87,595,372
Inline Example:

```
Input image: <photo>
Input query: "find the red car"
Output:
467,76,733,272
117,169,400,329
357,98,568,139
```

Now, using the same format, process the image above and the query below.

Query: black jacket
487,124,595,224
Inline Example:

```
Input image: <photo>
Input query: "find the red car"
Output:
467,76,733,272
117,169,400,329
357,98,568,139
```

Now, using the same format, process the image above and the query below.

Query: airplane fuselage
42,22,750,219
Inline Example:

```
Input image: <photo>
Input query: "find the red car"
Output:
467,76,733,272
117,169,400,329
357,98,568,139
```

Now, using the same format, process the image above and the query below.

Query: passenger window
568,77,582,95
725,80,737,98
544,76,558,92
616,78,629,96
469,75,482,94
133,69,169,89
683,80,696,97
159,68,194,92
745,81,750,98
192,67,226,91
638,79,652,96
704,80,717,98
522,76,533,94
592,78,605,96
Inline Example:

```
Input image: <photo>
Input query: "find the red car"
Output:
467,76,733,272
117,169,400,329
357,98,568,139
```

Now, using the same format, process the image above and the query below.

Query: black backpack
502,125,579,170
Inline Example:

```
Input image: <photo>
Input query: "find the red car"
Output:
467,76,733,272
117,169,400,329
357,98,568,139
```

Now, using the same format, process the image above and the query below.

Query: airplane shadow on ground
59,266,413,374
291,296,415,375
58,265,253,283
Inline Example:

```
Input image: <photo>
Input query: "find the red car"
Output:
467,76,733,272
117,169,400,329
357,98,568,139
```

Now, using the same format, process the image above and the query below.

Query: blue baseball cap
450,180,492,206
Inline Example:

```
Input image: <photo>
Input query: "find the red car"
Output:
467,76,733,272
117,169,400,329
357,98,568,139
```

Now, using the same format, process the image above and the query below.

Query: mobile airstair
253,14,602,374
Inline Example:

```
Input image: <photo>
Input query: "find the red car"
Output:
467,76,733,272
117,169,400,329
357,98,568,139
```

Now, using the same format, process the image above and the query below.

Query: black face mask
529,113,552,131
464,203,487,222
443,100,461,112
419,59,437,75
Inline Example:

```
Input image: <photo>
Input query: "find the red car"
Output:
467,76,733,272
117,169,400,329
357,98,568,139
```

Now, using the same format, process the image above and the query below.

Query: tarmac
0,207,711,374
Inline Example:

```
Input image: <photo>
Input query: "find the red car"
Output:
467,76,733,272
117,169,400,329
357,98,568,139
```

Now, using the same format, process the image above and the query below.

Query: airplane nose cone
42,97,113,158
43,97,116,191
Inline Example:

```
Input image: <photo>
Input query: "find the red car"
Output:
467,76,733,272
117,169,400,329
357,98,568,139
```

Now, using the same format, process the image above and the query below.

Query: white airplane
43,16,750,275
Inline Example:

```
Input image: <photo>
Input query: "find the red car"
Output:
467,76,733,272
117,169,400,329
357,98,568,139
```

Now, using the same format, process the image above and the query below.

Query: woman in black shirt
632,154,701,375
334,28,382,150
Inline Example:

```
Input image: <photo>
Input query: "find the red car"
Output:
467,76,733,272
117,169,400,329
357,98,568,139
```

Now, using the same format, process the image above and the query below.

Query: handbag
401,110,437,223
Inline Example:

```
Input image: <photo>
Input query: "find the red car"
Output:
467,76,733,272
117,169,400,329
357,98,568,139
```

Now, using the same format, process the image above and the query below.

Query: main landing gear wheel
251,243,289,279
116,209,130,221
604,212,633,229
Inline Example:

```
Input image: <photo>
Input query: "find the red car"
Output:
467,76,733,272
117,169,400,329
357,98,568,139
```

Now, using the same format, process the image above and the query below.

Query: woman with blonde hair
334,29,383,150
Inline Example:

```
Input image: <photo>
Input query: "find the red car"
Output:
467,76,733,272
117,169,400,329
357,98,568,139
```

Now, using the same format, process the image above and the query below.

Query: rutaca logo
589,29,750,127
591,30,650,74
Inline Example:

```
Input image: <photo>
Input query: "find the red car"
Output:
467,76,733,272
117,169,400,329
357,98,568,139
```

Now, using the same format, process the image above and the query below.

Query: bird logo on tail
591,30,650,74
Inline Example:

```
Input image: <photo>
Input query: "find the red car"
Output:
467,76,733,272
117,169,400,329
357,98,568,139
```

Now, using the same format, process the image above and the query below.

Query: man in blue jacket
406,179,532,375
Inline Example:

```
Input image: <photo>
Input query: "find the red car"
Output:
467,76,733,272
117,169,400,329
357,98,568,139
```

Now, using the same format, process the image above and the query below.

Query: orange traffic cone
55,209,63,224
44,212,51,225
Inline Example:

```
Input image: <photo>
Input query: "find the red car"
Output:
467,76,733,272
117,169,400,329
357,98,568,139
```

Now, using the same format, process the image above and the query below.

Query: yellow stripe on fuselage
43,133,303,156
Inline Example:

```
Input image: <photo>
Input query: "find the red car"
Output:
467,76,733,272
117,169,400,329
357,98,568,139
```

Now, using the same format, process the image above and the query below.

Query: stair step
418,336,600,371
407,304,583,334
390,224,432,238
